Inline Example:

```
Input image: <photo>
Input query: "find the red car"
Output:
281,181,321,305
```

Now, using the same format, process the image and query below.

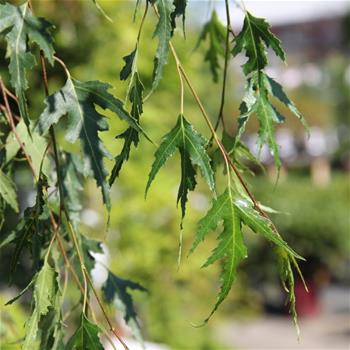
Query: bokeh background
0,1,349,349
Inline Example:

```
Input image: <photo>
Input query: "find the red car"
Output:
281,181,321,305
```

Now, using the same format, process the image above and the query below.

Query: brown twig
0,79,37,179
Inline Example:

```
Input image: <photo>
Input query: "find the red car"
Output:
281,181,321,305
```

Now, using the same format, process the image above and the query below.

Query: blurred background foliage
0,1,349,349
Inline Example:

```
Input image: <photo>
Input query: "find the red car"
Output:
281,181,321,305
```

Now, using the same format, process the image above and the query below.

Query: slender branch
0,79,37,179
136,0,149,43
85,272,129,350
213,0,231,134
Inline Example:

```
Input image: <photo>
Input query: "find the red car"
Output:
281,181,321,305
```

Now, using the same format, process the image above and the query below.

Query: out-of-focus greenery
1,1,349,349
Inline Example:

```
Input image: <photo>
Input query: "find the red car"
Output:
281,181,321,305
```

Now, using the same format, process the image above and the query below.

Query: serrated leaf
3,176,51,277
38,78,142,211
120,48,137,81
190,188,247,321
80,234,103,274
232,11,285,75
264,74,309,132
23,261,58,350
0,2,55,129
110,73,143,185
62,152,88,227
255,89,282,171
146,114,214,217
151,0,174,91
65,314,103,350
196,10,226,82
170,0,187,35
0,169,18,212
234,197,302,259
277,249,300,336
102,270,147,344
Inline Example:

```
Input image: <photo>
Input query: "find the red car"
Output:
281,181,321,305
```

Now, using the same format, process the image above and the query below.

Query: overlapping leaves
38,77,142,212
0,2,54,129
191,188,303,321
232,12,308,172
146,114,214,219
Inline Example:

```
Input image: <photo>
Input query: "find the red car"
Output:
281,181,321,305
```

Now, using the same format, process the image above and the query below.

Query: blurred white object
105,338,169,350
81,208,100,227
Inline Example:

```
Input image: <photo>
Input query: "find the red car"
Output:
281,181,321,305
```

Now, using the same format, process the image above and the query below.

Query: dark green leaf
264,74,309,131
110,73,143,185
120,48,137,81
151,0,174,91
196,10,226,82
0,2,54,129
65,314,103,350
38,78,142,211
232,11,285,75
146,115,214,218
102,270,147,343
170,0,187,35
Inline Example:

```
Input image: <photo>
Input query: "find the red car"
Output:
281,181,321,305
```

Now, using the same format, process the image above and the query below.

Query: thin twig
0,79,37,179
213,0,231,134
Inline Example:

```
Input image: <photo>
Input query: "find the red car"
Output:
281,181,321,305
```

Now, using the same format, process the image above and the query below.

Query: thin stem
85,272,129,350
136,0,149,43
213,0,231,134
168,40,277,229
0,79,37,179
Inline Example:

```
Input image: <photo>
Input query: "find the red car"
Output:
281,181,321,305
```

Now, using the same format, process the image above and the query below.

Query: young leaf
110,73,143,185
232,11,285,75
38,78,142,211
102,270,147,343
196,10,226,82
190,188,248,321
0,2,54,129
22,261,58,350
146,114,214,218
0,169,18,212
151,0,174,91
65,314,104,350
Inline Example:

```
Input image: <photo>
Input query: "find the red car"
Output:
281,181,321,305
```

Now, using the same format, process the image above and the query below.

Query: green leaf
110,73,143,185
190,188,247,321
196,10,226,82
3,176,51,277
5,119,49,176
0,2,55,129
0,169,18,212
234,197,302,259
146,114,214,218
277,249,300,336
102,270,147,344
62,152,88,227
23,261,58,350
170,0,187,35
264,74,309,132
255,89,282,172
120,48,137,81
232,11,285,75
65,314,103,350
38,78,142,211
151,0,174,91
